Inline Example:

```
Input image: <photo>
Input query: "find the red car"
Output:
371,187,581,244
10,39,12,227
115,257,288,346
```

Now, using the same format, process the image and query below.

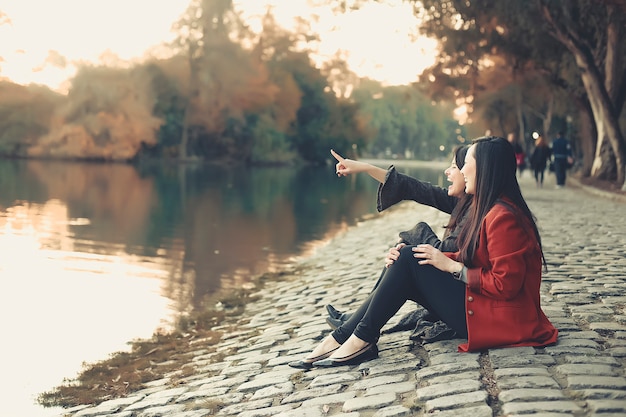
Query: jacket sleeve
377,166,457,214
465,207,535,300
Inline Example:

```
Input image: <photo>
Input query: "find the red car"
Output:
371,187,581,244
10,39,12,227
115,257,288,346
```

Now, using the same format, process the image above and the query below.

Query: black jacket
376,166,467,251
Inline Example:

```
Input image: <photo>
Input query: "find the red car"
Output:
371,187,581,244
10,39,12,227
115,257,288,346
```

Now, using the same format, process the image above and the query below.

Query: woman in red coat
289,136,557,368
451,136,557,351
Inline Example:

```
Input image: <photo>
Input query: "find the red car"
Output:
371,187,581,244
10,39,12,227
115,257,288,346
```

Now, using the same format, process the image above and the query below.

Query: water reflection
0,200,171,417
0,158,443,416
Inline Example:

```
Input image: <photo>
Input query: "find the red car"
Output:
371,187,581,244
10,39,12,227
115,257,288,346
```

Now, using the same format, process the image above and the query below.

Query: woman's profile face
444,156,466,197
461,145,477,195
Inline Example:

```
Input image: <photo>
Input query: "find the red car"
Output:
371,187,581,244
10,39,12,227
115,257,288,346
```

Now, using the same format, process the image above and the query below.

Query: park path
61,171,626,417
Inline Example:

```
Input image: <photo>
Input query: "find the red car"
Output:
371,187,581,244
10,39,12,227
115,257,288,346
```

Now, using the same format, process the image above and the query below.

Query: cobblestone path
63,173,626,417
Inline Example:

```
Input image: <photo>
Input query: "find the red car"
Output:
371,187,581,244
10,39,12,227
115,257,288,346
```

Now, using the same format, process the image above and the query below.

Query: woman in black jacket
290,145,471,369
530,133,551,187
324,146,471,329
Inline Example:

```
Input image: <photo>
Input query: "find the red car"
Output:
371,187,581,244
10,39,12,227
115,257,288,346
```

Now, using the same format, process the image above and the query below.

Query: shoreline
39,192,451,410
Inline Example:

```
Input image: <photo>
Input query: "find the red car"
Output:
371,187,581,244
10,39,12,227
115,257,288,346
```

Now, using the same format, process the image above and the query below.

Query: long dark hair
457,136,545,266
444,144,471,237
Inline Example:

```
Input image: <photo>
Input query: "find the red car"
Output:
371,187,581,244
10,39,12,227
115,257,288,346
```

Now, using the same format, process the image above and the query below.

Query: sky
0,0,437,92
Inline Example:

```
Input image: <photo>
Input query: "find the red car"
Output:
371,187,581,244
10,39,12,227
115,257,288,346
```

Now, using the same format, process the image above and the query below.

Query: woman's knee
385,245,414,271
398,245,416,261
393,245,430,273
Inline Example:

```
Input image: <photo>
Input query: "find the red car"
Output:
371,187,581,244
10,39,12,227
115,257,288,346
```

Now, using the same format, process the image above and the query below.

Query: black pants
554,158,567,186
534,168,545,185
332,245,468,344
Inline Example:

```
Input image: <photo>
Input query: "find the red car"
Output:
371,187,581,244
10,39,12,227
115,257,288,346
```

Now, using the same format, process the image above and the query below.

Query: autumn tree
252,9,369,164
416,0,626,187
0,82,62,155
29,66,162,161
245,10,305,163
170,0,280,162
330,0,626,187
169,1,203,160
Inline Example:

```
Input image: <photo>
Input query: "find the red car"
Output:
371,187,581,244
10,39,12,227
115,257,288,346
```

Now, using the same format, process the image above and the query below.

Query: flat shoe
288,346,339,370
325,316,344,330
313,343,378,367
325,304,343,320
325,304,353,322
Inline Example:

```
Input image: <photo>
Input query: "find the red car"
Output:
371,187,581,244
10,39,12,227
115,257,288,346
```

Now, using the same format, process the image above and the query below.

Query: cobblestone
56,173,626,416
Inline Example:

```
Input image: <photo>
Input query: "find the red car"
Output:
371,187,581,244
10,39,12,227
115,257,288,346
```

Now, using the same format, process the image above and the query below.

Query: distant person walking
530,133,551,187
507,132,526,177
551,131,573,188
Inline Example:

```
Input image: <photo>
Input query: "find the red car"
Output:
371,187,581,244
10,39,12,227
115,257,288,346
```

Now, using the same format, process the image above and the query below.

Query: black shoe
288,346,339,370
325,304,352,322
326,316,344,330
313,344,378,367
326,304,343,320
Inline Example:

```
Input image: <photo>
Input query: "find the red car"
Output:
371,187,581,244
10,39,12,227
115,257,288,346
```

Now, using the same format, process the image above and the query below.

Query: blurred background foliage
0,0,460,166
1,0,625,188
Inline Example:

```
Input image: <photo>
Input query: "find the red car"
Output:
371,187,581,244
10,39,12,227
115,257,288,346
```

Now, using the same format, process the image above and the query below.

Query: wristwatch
452,265,464,280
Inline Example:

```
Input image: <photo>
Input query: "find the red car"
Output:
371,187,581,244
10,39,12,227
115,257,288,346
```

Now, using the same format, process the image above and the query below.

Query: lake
0,157,447,416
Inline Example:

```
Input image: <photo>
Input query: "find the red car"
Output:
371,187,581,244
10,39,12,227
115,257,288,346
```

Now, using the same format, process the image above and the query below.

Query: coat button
467,296,474,302
468,310,474,316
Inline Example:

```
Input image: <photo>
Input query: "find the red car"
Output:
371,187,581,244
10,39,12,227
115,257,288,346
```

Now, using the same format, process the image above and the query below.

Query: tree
538,1,626,187
170,0,204,160
332,0,626,186
351,80,459,159
0,82,62,156
28,66,162,161
252,9,369,165
170,0,280,162
410,0,626,187
143,60,188,157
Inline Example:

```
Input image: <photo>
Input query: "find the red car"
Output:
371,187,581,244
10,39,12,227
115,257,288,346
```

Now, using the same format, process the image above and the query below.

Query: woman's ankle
345,334,369,348
309,335,341,358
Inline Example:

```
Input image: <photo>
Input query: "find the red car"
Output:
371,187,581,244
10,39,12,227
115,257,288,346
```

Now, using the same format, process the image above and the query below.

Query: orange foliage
29,66,162,161
271,72,302,132
0,81,62,150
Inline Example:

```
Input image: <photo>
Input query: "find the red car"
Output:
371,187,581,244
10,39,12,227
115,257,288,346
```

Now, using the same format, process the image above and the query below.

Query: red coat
448,202,558,352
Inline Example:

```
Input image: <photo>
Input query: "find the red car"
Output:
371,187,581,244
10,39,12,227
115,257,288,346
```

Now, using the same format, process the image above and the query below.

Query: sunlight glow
453,103,469,125
1,0,437,91
0,201,175,417
0,0,189,90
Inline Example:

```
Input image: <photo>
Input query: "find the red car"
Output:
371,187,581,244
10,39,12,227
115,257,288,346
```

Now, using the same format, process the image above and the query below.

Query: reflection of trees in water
2,159,442,317
182,166,300,308
24,160,156,244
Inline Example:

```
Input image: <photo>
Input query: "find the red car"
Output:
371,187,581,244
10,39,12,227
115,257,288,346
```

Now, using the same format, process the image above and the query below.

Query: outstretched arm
331,149,387,183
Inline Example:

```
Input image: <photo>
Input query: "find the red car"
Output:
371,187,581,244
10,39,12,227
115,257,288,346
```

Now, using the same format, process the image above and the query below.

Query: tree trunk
604,4,626,190
542,93,553,139
516,96,525,152
180,107,189,159
581,66,625,184
573,96,596,176
181,45,198,161
540,4,626,187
